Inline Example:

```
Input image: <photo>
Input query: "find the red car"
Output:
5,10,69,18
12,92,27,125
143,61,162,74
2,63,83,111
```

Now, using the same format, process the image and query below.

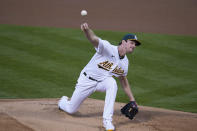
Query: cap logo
134,35,137,40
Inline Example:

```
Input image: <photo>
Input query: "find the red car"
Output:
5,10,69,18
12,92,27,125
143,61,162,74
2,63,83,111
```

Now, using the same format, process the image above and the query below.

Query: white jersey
81,38,129,81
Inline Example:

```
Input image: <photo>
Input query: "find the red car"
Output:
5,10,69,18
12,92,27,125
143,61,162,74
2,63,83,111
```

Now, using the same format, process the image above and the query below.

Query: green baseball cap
122,34,141,46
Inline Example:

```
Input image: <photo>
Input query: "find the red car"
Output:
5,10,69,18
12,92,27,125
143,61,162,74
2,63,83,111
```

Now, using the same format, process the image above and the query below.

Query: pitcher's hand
81,23,89,31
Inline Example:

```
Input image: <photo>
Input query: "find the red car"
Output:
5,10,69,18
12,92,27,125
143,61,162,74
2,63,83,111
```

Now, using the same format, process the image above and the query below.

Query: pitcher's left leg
104,77,118,121
96,77,118,130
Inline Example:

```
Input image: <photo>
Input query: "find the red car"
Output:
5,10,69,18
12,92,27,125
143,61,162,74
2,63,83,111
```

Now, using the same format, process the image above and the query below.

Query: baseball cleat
103,120,115,131
58,96,68,111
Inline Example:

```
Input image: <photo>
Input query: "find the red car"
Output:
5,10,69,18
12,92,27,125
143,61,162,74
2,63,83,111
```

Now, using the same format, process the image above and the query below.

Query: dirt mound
0,112,34,131
0,99,196,131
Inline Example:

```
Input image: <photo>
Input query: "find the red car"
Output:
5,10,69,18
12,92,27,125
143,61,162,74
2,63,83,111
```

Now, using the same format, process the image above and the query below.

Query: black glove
121,101,139,120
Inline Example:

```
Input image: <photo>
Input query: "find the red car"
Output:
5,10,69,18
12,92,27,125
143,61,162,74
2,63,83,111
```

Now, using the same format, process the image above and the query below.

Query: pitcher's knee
107,77,118,91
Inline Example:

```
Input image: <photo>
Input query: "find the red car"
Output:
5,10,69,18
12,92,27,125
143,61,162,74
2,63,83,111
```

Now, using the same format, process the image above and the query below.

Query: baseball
81,10,87,16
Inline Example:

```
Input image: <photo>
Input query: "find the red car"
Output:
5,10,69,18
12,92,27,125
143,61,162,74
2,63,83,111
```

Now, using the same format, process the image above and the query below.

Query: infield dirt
0,99,197,131
0,0,197,131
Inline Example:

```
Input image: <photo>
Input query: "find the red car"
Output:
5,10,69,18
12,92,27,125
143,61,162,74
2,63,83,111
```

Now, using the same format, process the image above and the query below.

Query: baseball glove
121,101,138,120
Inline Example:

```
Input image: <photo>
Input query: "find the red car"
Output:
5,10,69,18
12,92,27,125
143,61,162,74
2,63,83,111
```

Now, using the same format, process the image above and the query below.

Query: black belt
83,72,99,82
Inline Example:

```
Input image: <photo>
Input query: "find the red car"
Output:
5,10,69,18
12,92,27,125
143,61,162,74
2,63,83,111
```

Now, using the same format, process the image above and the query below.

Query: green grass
0,24,197,113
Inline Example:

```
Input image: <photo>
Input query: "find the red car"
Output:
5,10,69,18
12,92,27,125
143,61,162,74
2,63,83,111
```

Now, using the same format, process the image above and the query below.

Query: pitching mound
0,99,196,131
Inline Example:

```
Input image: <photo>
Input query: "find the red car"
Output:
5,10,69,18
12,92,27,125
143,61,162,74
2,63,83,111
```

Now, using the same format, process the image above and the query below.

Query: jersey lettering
112,66,124,75
98,61,124,75
98,61,113,71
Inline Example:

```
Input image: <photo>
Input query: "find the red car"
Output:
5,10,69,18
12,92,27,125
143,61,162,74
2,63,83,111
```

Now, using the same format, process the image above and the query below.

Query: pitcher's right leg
58,84,95,114
58,74,97,114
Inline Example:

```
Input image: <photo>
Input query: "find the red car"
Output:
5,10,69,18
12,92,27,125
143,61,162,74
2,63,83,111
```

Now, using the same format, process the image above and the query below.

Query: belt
83,72,99,82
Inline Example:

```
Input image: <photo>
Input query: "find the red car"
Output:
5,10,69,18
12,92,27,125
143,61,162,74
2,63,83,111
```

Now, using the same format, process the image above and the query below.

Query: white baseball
81,10,87,16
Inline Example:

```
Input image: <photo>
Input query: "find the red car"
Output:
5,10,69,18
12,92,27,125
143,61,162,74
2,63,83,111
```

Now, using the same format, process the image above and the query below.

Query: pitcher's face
125,40,136,53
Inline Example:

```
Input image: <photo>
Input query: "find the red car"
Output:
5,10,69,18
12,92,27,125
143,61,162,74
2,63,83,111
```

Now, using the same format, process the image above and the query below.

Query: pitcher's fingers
84,23,89,29
80,24,84,31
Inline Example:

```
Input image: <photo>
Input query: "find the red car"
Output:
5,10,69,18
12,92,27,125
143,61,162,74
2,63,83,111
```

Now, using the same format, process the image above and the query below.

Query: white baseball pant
59,72,118,121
